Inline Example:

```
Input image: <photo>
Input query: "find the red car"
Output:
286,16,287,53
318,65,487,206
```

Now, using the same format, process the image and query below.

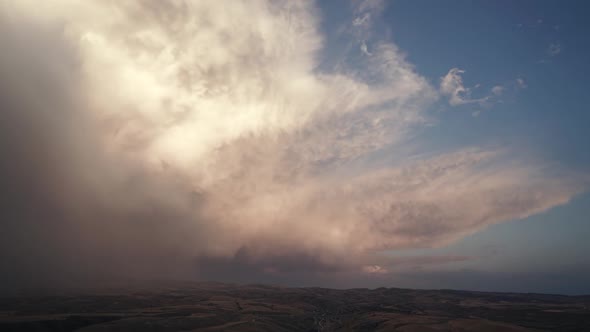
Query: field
1,282,589,331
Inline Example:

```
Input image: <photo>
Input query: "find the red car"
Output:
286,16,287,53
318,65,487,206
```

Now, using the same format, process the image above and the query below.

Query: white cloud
350,0,387,57
353,13,371,27
357,0,386,15
440,68,489,106
491,85,504,96
1,0,584,280
362,265,388,274
440,69,511,109
360,41,372,56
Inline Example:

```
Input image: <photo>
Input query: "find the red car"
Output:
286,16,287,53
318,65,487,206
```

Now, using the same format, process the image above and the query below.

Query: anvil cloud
0,0,584,289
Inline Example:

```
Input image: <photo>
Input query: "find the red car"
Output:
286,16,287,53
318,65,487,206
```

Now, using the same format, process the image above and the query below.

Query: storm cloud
0,0,585,291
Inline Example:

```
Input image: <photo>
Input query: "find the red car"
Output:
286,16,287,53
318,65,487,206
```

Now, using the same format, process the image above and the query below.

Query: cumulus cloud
0,0,585,290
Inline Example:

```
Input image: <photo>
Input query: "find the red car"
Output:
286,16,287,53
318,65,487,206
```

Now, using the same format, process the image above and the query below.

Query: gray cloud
0,0,585,291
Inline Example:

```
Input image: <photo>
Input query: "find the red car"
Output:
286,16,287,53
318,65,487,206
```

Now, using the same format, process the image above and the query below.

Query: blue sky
380,0,590,169
313,0,590,294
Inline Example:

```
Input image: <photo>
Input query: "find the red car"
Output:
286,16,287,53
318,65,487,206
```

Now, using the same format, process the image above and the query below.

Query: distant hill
1,282,589,331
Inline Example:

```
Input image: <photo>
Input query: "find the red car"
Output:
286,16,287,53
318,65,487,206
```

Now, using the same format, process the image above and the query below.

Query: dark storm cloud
0,15,207,291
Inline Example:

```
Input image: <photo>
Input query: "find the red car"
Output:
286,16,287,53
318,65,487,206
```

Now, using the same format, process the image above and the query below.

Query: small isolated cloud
352,12,371,27
440,70,516,110
360,41,372,56
440,68,470,106
362,265,388,274
491,85,504,96
547,43,561,57
440,68,490,106
516,78,528,89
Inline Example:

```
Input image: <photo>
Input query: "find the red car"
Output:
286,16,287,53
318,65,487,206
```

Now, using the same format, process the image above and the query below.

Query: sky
1,0,589,295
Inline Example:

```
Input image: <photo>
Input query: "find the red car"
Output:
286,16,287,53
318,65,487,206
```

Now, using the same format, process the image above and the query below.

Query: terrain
1,282,589,331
